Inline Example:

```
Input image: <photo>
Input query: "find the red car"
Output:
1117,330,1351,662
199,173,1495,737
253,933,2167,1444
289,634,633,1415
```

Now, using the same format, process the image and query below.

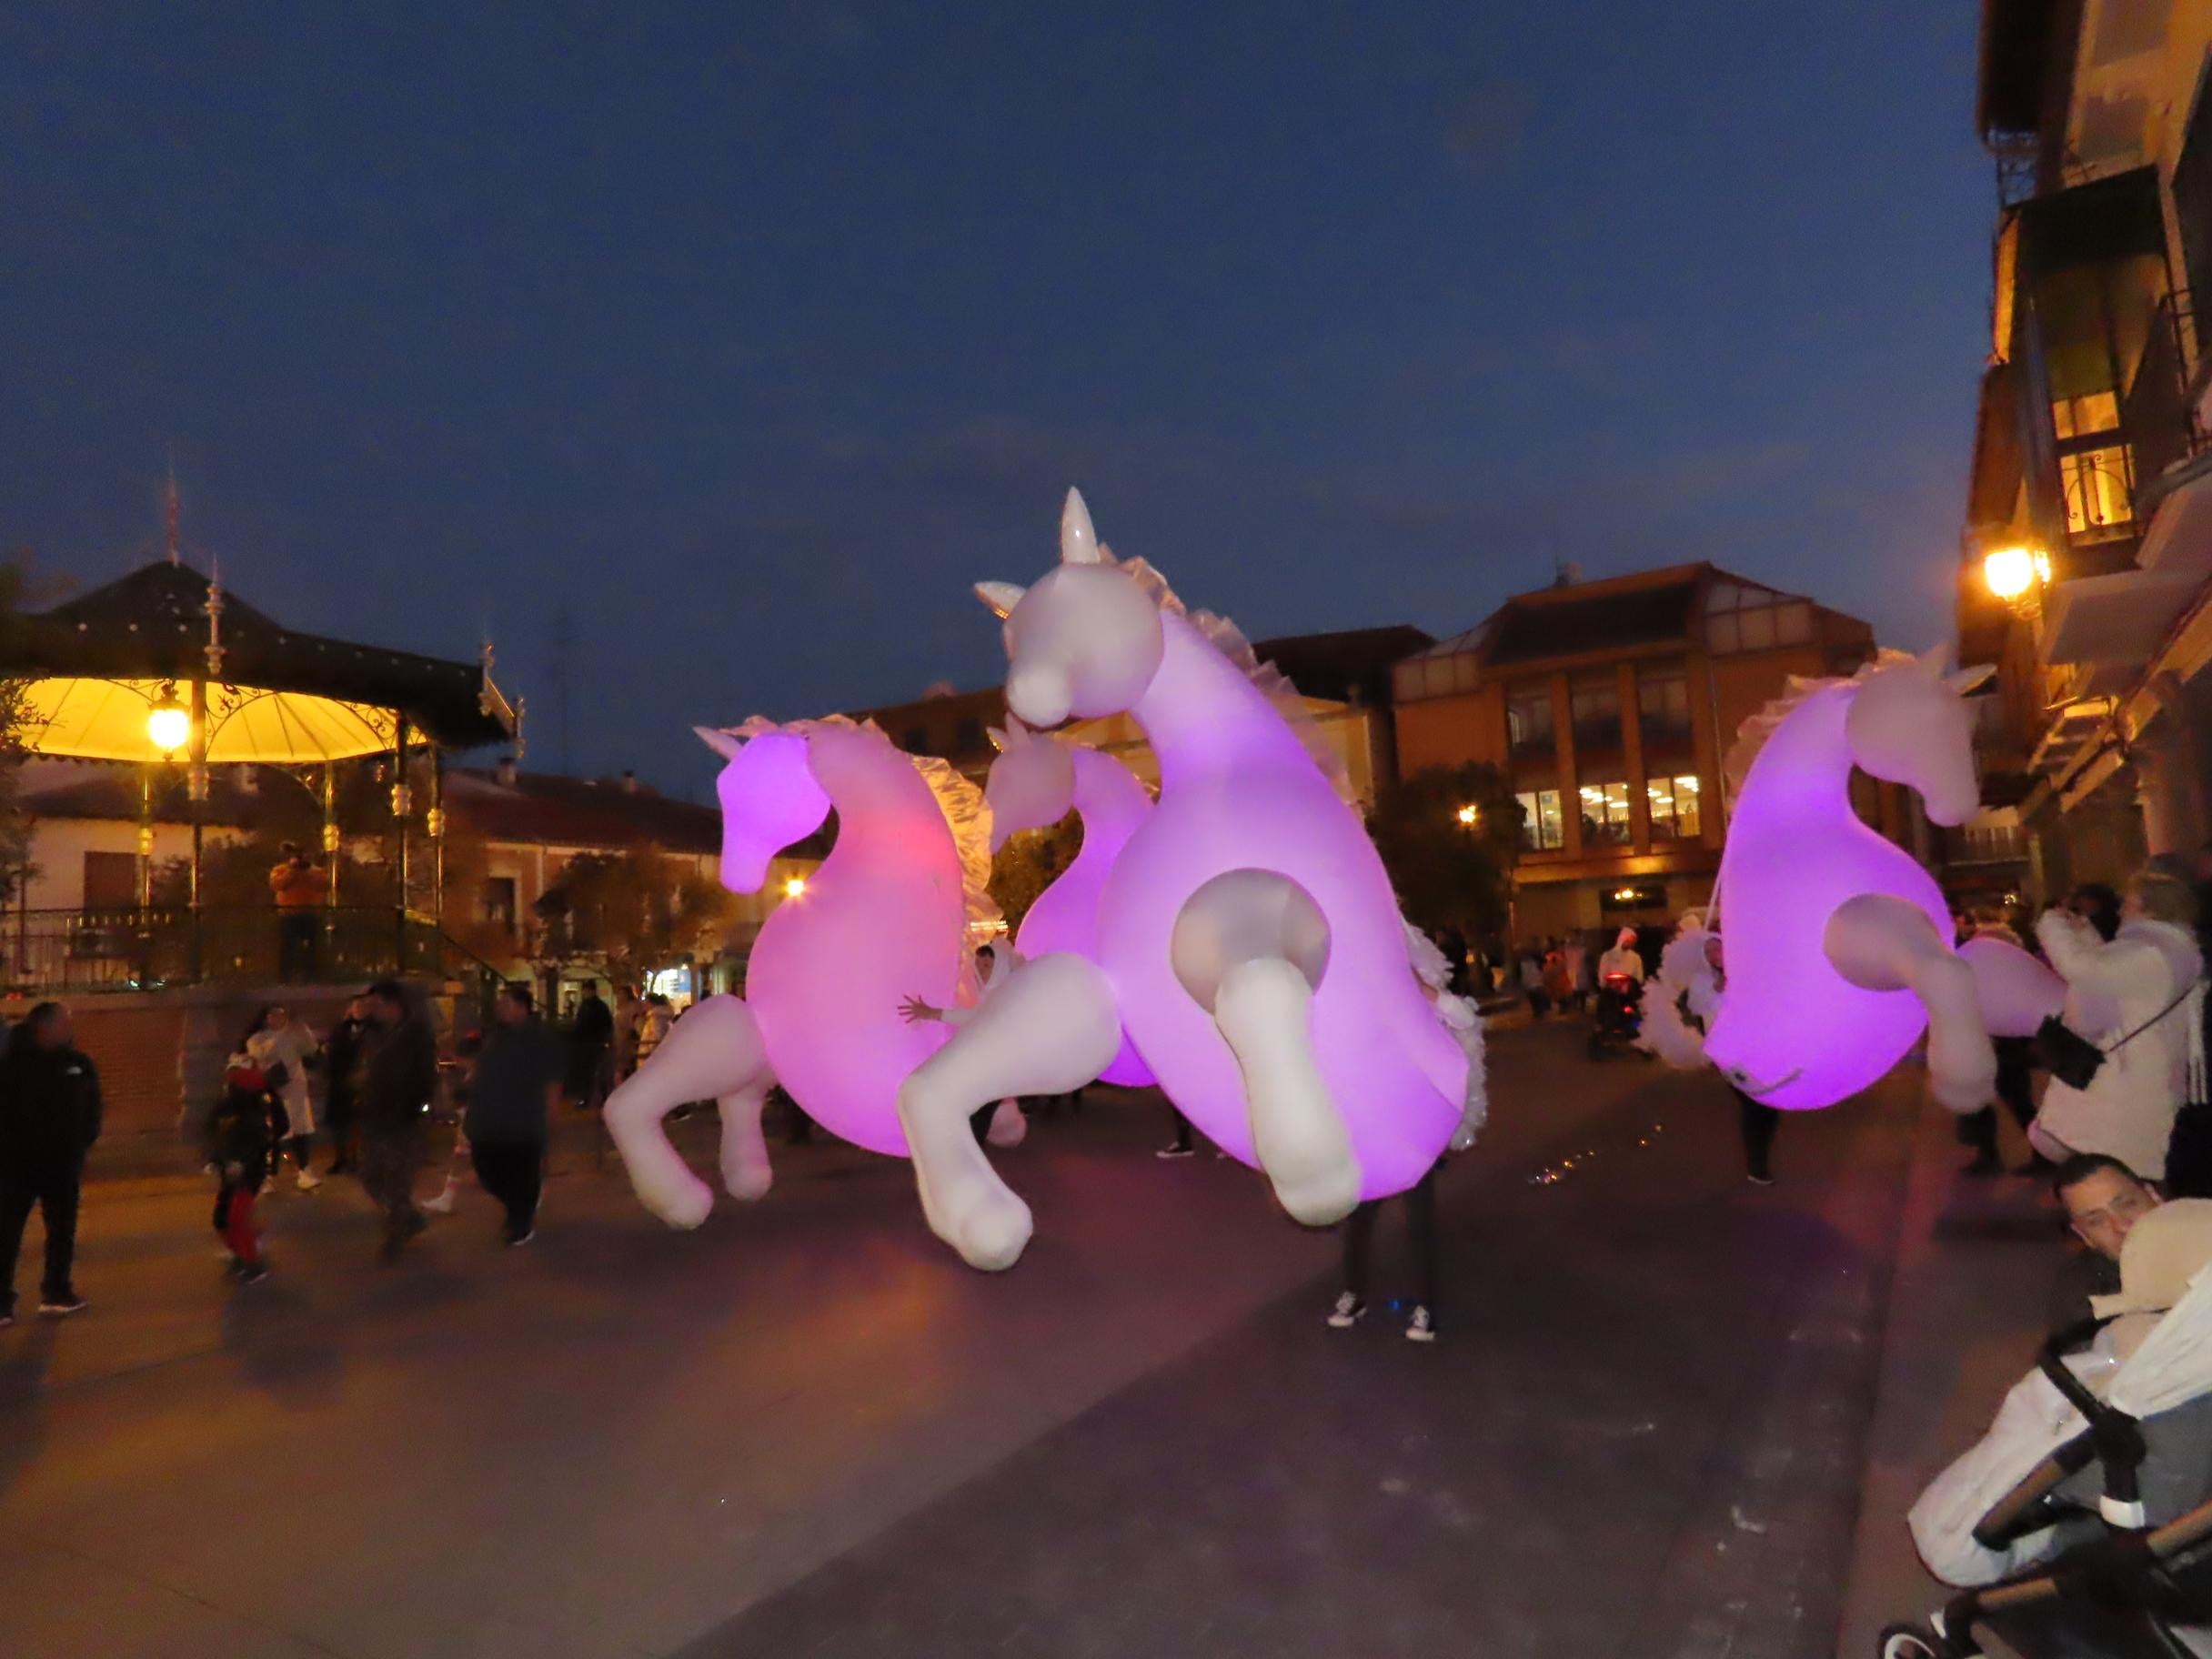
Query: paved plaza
0,1022,2046,1657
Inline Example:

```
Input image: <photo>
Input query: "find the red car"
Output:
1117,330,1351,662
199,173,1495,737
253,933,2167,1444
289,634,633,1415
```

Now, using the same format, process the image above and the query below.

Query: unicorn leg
1171,870,1360,1226
897,952,1121,1271
604,995,775,1228
1825,893,1996,1113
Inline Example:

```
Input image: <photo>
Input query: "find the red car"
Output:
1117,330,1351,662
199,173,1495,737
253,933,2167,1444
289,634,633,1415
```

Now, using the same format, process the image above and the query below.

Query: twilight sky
0,2,1993,799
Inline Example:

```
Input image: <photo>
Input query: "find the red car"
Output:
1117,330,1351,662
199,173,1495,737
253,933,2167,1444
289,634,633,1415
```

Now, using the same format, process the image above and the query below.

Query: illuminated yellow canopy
20,676,403,764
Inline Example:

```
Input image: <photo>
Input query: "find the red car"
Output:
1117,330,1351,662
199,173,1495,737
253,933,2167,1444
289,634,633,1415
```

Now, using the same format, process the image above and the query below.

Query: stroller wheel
1875,1624,1953,1659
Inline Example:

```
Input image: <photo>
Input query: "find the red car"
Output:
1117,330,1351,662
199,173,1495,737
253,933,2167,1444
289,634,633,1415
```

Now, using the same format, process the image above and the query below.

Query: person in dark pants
205,1049,276,1284
1955,910,2044,1176
358,979,439,1265
0,1002,102,1323
1327,1162,1440,1342
463,984,563,1246
1735,1086,1780,1186
568,979,615,1111
322,993,370,1175
1158,1105,1195,1159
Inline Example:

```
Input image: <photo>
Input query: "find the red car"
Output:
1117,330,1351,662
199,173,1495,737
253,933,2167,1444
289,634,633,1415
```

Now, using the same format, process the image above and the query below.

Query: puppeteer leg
897,952,1120,1272
604,995,775,1229
1825,892,1996,1113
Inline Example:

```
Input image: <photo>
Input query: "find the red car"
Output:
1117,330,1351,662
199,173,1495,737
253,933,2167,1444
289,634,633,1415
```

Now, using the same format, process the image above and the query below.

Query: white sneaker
1405,1306,1437,1343
296,1170,322,1191
1326,1292,1365,1330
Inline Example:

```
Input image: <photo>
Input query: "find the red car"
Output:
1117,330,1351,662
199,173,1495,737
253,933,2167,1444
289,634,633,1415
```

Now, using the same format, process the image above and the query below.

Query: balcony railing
0,905,503,1003
2125,290,2205,505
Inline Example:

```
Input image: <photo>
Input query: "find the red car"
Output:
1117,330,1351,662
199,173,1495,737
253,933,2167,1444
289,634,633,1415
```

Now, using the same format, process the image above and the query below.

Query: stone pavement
0,1021,1946,1657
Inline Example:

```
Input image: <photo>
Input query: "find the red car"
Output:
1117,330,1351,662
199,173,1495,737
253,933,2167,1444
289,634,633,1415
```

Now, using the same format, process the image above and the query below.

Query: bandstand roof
4,561,516,764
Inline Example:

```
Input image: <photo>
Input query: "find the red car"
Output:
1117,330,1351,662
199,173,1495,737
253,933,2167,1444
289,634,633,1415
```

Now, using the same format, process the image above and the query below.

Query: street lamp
783,875,808,899
1455,804,1479,827
1982,545,2052,603
146,689,191,754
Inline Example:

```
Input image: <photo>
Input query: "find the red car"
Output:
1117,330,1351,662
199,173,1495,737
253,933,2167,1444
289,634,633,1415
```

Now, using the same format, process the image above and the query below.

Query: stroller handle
1968,1320,2147,1552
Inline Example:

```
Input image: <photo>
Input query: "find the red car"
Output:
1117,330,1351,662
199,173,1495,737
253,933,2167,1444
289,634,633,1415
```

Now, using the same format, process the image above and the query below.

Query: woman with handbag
2028,867,2206,1183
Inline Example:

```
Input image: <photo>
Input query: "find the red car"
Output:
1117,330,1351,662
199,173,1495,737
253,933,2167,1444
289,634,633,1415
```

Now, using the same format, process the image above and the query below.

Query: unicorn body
986,723,1156,1087
896,491,1465,1270
604,717,978,1227
1697,649,2008,1113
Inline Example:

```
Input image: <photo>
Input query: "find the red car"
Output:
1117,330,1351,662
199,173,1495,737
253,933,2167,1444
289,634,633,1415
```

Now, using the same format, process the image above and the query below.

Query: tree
536,845,737,985
989,812,1083,938
1366,761,1523,940
0,559,35,907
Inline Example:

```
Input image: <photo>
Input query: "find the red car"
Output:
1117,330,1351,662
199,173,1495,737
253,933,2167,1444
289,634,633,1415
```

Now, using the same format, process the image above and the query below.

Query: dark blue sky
1,3,1992,799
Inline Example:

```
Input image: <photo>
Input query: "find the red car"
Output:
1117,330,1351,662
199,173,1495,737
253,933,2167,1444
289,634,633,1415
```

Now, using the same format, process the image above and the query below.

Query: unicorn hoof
950,1187,1033,1272
1267,1153,1362,1228
722,1162,773,1202
652,1178,716,1231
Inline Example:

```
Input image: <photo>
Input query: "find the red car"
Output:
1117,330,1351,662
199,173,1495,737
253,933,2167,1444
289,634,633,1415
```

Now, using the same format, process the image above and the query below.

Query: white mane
719,713,1002,940
1722,648,1918,801
1101,548,1355,804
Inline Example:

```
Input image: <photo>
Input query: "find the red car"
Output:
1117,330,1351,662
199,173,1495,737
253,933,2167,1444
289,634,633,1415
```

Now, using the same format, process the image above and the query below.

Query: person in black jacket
0,1002,102,1323
568,979,615,1111
205,1050,276,1283
358,980,440,1264
322,993,371,1176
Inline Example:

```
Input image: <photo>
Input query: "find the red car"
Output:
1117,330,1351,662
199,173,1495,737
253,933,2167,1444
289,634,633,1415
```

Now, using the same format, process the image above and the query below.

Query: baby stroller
1586,971,1644,1061
1883,1312,2212,1657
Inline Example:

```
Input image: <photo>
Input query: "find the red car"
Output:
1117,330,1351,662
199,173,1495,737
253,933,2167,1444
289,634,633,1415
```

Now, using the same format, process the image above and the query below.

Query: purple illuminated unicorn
603,716,987,1227
1694,650,2060,1111
983,718,1156,1088
896,491,1467,1270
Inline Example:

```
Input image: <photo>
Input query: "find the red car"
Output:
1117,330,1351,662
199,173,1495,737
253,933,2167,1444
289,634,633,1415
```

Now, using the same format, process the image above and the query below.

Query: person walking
358,980,439,1264
568,979,615,1110
1956,910,2043,1177
635,994,673,1068
322,993,370,1176
205,1047,276,1284
2028,865,2205,1184
267,842,328,982
0,1003,100,1322
463,985,564,1246
613,982,643,1081
246,1004,323,1191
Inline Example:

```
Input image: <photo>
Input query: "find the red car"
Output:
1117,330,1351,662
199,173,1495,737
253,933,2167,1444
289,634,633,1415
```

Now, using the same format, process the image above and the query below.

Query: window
1637,671,1692,749
1393,652,1478,702
482,876,518,934
1507,686,1554,759
2051,391,2120,440
1570,679,1621,752
82,850,136,910
902,726,929,753
1515,789,1563,850
954,717,985,753
1645,774,1703,840
1705,581,1814,655
1578,779,1632,845
2062,445,2134,537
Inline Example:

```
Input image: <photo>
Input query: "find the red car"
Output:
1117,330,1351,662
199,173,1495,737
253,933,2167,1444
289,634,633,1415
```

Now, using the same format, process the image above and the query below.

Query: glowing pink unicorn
896,490,1467,1270
604,717,984,1226
983,718,1156,1088
1702,649,2033,1111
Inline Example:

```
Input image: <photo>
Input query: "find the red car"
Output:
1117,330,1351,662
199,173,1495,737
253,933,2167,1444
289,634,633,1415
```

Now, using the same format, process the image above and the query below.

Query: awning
2041,568,2200,667
19,677,402,764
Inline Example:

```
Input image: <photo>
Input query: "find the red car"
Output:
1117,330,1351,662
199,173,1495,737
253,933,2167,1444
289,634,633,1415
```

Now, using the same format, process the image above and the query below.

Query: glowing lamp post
1454,804,1479,827
1981,545,2052,604
146,692,191,755
782,875,808,900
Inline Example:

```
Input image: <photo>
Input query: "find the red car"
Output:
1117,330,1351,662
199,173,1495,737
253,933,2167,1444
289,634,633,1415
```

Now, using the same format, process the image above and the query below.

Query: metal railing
2125,290,2204,503
0,905,506,1002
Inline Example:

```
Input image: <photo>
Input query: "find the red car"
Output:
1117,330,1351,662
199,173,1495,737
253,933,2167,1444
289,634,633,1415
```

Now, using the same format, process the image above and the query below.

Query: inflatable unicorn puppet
1638,649,2065,1112
896,491,1474,1270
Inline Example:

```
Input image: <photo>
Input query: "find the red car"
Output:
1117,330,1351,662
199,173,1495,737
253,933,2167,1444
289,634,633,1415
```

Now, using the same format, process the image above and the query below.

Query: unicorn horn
1061,488,1103,565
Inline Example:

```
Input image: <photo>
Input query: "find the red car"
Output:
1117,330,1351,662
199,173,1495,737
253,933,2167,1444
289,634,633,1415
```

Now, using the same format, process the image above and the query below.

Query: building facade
1957,2,2212,900
1393,564,1884,938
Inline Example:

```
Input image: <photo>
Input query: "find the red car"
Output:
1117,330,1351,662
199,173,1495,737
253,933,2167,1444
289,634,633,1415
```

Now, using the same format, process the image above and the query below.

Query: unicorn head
695,724,832,893
976,489,1164,729
982,717,1077,852
1841,645,1993,828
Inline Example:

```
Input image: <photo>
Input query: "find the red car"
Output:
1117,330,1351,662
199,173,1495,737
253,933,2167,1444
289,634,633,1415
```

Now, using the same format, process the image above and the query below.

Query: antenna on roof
164,461,181,566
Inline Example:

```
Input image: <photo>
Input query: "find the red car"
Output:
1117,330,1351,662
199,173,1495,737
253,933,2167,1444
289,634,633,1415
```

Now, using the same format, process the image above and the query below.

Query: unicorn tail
1636,986,1711,1071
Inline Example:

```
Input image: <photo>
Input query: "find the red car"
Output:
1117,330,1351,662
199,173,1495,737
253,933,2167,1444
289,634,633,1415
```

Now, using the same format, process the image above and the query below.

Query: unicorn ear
975,581,1026,618
1915,642,1950,680
1061,488,1103,565
1947,663,1996,694
694,726,742,761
